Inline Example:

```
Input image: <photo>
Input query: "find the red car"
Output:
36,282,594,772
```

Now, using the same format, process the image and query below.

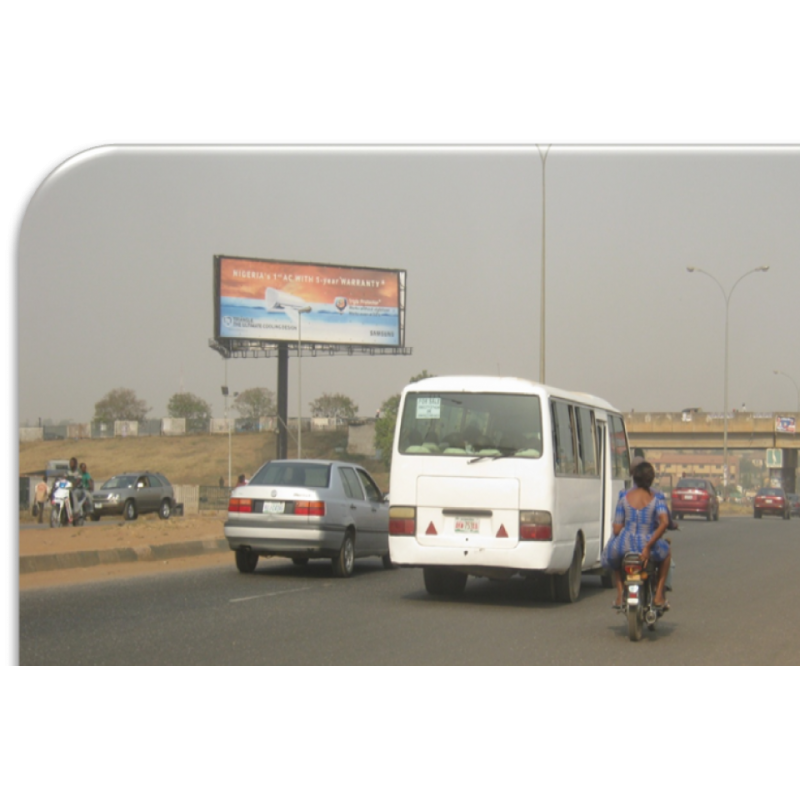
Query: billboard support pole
277,344,289,459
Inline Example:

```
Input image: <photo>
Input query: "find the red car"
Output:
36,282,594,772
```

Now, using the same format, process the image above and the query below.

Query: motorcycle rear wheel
627,605,643,641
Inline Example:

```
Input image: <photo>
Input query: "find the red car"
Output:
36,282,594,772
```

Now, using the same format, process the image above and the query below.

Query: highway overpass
626,411,799,450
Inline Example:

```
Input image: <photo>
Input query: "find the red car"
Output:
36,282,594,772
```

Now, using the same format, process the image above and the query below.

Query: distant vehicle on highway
91,471,175,521
786,493,800,518
224,459,391,577
753,487,791,520
670,478,719,521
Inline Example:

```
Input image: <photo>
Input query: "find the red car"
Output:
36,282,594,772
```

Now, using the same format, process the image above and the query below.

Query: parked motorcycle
620,551,668,641
49,478,89,527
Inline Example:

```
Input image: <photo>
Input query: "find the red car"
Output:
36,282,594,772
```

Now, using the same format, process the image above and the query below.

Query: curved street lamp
686,264,770,496
773,369,800,415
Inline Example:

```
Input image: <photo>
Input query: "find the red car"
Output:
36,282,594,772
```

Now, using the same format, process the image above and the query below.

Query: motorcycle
620,551,668,641
49,478,89,527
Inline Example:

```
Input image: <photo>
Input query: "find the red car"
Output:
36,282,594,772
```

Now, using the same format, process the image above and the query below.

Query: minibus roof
402,375,621,413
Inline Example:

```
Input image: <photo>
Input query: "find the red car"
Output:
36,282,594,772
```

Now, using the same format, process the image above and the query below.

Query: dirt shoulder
20,513,226,557
18,513,236,591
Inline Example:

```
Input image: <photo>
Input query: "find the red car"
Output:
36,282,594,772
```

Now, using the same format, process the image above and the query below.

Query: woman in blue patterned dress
602,461,672,610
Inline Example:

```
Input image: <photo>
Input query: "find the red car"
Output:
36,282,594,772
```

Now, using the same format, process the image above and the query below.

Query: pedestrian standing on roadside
33,477,49,523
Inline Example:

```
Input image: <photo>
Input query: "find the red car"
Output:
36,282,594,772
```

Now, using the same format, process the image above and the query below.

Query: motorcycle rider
66,457,91,520
602,460,672,610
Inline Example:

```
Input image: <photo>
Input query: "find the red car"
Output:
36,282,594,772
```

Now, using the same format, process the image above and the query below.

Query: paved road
19,515,800,664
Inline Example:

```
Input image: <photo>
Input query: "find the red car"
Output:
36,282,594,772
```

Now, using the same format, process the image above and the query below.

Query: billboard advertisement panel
215,256,405,347
776,416,797,434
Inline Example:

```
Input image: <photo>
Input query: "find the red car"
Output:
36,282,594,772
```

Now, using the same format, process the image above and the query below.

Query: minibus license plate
455,517,479,533
262,502,285,513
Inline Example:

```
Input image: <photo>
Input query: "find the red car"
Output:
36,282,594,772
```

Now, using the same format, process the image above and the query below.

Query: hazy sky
17,145,800,425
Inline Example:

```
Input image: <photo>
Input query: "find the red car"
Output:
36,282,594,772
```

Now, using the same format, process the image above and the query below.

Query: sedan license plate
95,503,103,509
455,517,479,534
262,501,285,513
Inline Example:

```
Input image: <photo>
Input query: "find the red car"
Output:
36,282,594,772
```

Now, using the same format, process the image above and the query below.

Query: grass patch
19,430,387,492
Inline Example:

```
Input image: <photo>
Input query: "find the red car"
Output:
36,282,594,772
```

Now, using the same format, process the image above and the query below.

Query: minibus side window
576,406,598,476
608,414,630,479
552,400,578,475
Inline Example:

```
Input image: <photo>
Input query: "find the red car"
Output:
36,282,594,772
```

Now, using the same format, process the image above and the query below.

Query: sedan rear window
250,462,331,488
757,488,784,497
676,479,709,489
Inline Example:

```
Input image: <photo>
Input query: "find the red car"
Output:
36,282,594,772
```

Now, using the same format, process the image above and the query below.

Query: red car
671,478,720,521
753,487,791,520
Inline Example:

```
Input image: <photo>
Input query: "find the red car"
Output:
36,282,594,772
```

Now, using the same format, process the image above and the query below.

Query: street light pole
297,306,312,458
687,265,770,496
222,361,232,488
773,369,800,415
537,145,551,384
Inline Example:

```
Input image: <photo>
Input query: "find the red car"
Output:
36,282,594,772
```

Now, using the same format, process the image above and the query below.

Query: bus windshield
398,392,543,458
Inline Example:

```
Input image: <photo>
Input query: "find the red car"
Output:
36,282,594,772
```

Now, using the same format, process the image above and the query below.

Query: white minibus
388,376,631,602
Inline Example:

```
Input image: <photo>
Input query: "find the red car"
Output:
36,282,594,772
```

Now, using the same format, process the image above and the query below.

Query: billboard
214,256,405,347
776,416,797,434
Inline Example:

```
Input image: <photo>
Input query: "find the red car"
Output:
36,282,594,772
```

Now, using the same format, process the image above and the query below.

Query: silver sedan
224,459,391,577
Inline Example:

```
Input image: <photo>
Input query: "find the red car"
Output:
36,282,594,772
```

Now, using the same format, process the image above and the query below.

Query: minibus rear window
398,393,543,458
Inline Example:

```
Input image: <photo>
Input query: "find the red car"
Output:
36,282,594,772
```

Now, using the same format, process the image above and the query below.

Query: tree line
92,387,361,425
89,371,434,469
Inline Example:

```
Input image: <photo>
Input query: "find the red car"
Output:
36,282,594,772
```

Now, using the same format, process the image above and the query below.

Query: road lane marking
230,587,312,603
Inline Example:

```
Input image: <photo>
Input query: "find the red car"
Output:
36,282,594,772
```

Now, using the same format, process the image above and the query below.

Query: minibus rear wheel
553,540,582,603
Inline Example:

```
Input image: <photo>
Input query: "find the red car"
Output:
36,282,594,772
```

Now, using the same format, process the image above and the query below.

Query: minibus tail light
519,510,552,541
389,506,416,535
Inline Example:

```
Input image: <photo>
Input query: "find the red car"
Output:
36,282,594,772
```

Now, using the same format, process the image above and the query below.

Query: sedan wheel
235,549,259,573
332,532,355,578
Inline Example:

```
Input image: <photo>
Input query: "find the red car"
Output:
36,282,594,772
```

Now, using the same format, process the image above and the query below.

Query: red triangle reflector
426,521,437,535
496,525,508,538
